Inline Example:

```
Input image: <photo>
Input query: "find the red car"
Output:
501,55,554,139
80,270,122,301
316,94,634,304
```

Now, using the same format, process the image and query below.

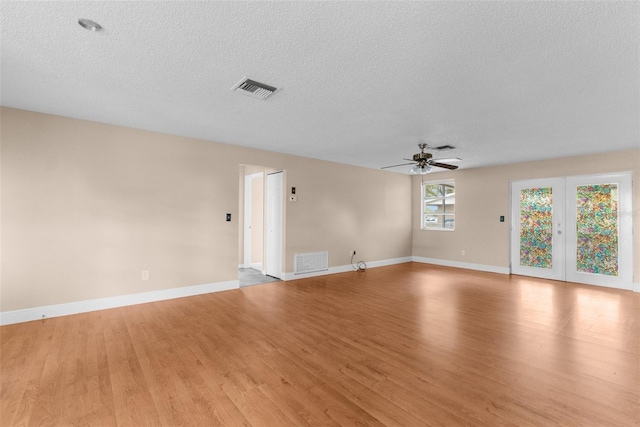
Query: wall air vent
294,251,329,275
434,145,456,150
231,77,280,100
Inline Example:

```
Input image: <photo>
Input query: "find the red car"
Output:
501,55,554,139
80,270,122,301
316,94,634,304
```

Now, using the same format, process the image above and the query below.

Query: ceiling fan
381,143,462,174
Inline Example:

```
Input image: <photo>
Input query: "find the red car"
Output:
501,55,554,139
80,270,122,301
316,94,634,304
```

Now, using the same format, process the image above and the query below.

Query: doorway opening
239,165,285,287
238,267,280,287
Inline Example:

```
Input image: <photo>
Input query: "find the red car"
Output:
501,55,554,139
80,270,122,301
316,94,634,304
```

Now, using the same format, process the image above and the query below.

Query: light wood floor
2,263,639,426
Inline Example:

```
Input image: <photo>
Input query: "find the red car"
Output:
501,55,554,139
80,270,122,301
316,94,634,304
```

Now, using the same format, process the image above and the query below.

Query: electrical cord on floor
351,254,367,271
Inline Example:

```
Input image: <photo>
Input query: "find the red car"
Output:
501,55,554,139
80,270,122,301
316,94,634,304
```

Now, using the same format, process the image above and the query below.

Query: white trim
411,257,635,288
412,256,510,275
0,280,239,326
421,179,456,231
366,256,414,269
250,263,262,270
282,256,413,281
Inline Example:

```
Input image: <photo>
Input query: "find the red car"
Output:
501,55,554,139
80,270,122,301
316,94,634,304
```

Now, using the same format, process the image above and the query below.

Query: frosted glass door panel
511,178,565,281
566,174,632,290
519,187,554,269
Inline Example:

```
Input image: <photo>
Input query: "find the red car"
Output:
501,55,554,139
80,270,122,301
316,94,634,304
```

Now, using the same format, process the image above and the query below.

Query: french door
511,173,633,290
511,178,565,281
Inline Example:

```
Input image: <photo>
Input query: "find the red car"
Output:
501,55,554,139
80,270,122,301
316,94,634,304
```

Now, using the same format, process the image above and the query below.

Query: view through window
422,181,455,230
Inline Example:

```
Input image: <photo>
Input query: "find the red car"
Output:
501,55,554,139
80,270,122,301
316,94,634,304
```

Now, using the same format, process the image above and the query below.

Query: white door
511,173,633,290
266,171,284,279
511,178,566,281
565,173,633,290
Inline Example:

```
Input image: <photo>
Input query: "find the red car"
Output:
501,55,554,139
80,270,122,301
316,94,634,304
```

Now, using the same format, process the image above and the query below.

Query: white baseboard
282,256,413,281
0,280,239,326
412,256,510,275
5,263,629,324
412,258,637,290
366,256,414,269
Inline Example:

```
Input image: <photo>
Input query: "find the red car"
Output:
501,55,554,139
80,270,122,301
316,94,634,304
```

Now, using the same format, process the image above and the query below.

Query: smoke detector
231,77,280,100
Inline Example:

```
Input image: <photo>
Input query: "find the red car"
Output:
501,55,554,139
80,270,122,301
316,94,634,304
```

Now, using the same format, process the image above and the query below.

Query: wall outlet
461,250,466,256
350,250,356,256
141,270,150,281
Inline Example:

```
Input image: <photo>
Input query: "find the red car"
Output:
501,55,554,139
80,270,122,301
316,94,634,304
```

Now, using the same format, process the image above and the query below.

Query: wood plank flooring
2,262,639,426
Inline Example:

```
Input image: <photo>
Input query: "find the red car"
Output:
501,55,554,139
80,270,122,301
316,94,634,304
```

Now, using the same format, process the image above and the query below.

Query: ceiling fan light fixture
381,144,461,173
409,164,431,175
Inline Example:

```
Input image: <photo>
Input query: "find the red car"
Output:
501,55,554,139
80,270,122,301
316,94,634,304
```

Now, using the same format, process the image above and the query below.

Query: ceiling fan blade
430,162,459,170
431,157,462,163
381,162,416,169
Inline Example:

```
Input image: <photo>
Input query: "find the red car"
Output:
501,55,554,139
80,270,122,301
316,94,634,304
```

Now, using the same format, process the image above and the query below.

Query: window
422,180,455,230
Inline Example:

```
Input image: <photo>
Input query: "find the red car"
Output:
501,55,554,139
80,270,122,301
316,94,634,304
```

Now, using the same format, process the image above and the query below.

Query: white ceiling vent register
231,77,280,100
294,251,329,275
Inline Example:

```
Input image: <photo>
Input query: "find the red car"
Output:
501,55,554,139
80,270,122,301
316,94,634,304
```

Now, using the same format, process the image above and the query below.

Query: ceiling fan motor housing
413,152,433,162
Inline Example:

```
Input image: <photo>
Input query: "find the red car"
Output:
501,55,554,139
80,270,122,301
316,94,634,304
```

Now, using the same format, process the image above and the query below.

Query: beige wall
4,106,633,313
412,149,640,279
1,107,412,312
283,157,413,268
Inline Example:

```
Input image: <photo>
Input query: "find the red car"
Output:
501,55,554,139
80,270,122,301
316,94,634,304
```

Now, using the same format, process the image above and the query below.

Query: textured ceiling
1,1,638,172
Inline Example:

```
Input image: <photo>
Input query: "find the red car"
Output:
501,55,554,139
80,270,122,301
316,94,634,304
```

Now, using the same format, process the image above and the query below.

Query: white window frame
421,179,455,231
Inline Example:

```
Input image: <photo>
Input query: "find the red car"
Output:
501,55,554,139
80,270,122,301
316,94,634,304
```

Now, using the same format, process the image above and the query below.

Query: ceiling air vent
434,144,456,150
231,77,280,100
